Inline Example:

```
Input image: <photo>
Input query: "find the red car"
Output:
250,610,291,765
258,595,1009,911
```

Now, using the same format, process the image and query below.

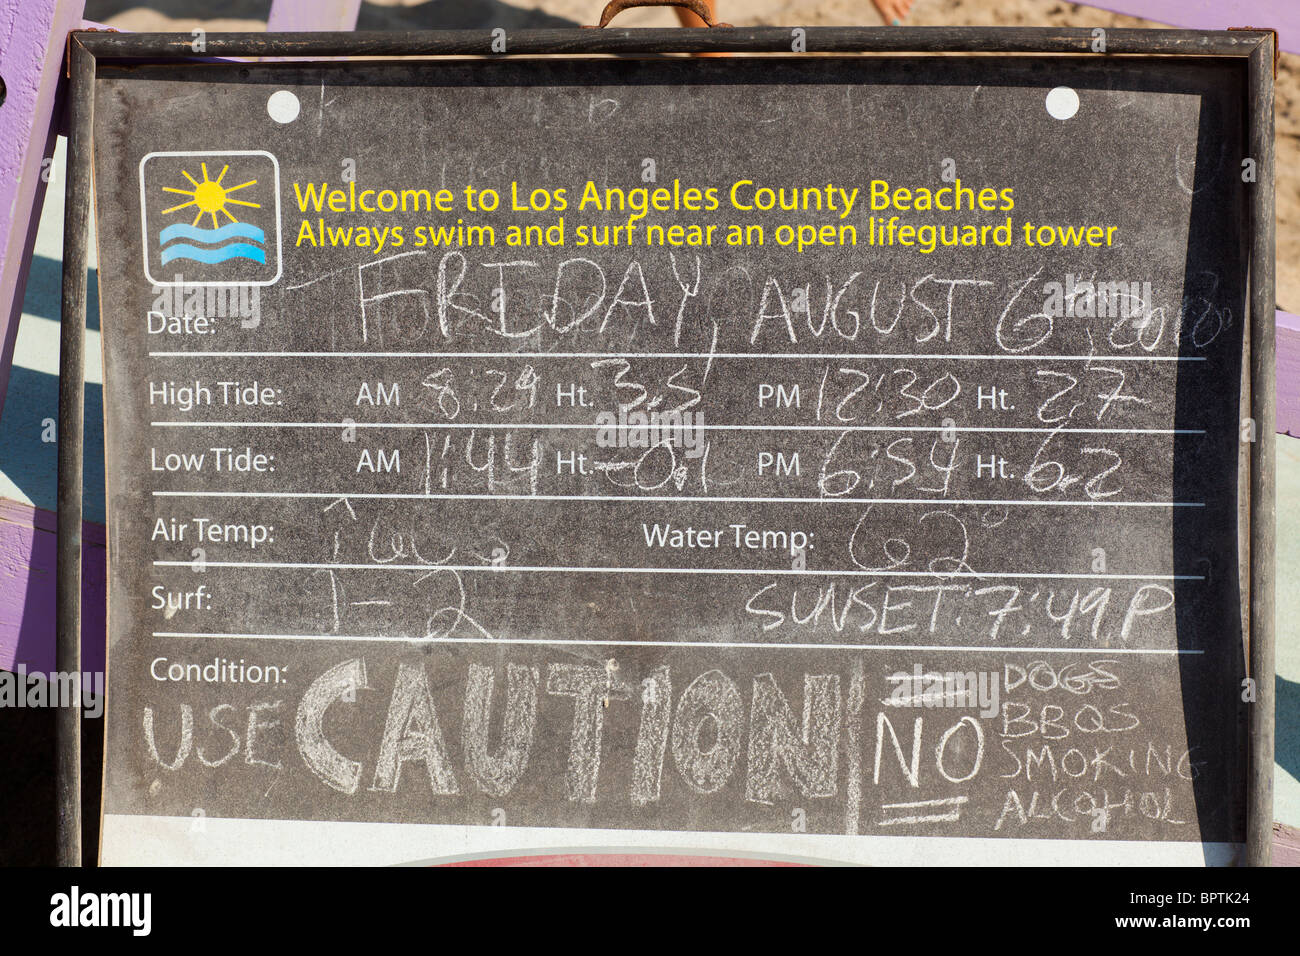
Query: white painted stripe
150,560,1201,580
99,813,1239,866
149,420,1204,435
147,350,1205,361
149,490,1204,507
150,632,1200,654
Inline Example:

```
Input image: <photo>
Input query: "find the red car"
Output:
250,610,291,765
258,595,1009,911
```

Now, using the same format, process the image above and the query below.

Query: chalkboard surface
93,54,1249,865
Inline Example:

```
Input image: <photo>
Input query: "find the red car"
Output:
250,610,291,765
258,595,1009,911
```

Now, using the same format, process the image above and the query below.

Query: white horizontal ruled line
149,490,1204,507
147,350,1204,361
150,631,1203,653
150,560,1202,581
149,421,1205,435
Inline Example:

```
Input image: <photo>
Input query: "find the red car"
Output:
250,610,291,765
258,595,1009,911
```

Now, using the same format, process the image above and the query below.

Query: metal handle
586,0,732,28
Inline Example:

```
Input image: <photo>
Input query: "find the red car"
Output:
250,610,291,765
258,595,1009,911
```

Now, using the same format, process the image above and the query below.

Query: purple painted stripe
1279,311,1300,437
0,0,86,425
267,0,361,32
0,498,104,676
1084,0,1295,53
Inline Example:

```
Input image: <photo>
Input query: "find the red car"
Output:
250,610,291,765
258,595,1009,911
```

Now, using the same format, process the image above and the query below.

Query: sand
84,0,1298,310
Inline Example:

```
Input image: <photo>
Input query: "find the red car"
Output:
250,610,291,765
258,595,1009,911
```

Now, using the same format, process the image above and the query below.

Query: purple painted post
1278,311,1300,436
1083,0,1296,53
267,0,362,32
0,0,86,425
0,500,104,676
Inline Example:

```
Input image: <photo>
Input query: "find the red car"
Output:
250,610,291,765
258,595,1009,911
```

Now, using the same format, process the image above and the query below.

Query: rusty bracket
585,0,732,29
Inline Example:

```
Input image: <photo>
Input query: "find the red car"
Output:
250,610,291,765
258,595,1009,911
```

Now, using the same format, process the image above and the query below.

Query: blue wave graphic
159,222,265,245
160,242,267,266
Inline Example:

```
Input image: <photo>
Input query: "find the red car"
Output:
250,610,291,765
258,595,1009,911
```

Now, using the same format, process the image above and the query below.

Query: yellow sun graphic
160,162,260,228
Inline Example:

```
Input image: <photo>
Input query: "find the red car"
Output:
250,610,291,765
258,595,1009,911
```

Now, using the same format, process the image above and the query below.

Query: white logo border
138,149,282,287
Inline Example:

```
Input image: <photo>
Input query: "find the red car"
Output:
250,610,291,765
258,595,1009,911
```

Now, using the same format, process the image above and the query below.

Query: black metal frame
59,26,1276,867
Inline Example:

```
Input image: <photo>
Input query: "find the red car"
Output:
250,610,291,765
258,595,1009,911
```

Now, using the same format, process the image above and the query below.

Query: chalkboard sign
75,29,1275,865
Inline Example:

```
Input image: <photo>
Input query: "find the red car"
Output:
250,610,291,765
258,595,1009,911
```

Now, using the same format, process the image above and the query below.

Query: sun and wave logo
140,150,281,286
159,161,265,265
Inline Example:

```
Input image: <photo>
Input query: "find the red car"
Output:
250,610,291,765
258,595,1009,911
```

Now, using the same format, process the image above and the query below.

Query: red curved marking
440,853,806,867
